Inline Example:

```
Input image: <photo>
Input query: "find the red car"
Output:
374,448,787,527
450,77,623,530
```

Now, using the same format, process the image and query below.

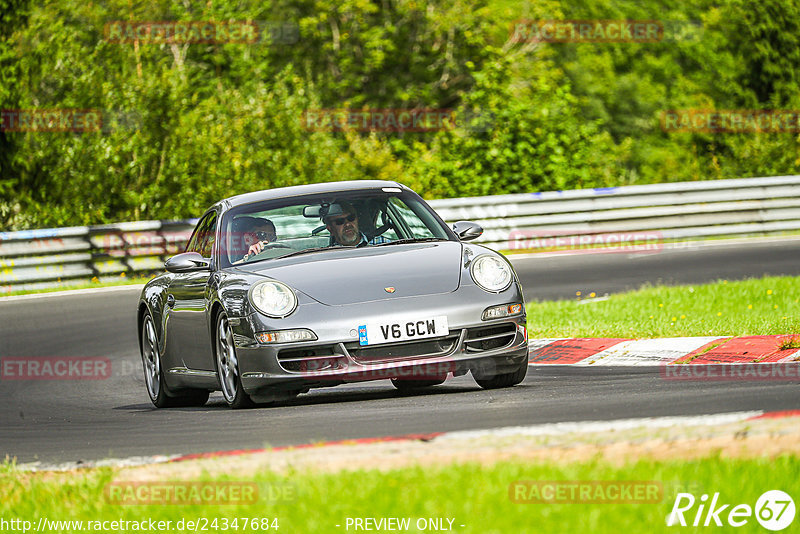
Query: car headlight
470,254,513,292
249,280,298,318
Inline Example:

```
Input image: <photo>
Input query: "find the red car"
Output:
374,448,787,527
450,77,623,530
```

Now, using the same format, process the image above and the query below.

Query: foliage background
1,0,799,229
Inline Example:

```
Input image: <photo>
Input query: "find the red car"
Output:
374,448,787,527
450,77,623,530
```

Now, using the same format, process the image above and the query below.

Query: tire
141,312,209,408
391,376,447,390
474,360,528,390
214,311,254,409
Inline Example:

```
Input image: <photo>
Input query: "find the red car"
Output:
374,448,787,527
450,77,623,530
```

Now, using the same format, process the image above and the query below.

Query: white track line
574,336,724,366
17,454,180,472
0,284,144,302
526,338,564,352
18,412,769,472
778,349,800,362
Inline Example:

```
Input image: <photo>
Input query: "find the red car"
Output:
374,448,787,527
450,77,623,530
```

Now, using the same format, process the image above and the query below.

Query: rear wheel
141,312,209,408
391,376,447,390
474,361,527,390
215,312,254,409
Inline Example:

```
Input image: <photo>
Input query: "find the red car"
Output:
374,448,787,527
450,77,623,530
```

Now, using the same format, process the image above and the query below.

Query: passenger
231,216,277,262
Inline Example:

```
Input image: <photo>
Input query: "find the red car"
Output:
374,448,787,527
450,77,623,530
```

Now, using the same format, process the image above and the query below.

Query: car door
163,211,217,372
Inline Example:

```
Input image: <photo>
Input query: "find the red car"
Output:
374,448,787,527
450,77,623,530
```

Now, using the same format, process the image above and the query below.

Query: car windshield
218,189,453,268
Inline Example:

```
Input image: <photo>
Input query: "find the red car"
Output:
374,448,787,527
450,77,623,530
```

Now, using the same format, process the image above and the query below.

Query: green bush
2,0,800,229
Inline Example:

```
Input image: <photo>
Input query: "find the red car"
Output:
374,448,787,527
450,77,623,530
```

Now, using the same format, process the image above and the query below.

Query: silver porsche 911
137,180,529,408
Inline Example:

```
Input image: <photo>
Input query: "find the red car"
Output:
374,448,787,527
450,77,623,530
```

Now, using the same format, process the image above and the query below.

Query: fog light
482,303,524,320
256,329,317,344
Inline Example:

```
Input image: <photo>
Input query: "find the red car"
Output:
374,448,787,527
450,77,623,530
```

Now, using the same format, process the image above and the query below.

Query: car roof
216,180,407,210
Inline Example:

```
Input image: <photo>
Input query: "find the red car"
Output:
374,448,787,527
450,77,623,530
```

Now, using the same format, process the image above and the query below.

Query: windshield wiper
273,246,334,260
232,246,332,267
241,239,445,265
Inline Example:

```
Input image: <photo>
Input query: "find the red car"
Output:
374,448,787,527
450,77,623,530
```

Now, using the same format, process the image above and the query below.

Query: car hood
232,241,463,305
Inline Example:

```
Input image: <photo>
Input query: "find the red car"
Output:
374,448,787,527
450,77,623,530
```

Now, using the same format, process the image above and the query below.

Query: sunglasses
331,213,357,226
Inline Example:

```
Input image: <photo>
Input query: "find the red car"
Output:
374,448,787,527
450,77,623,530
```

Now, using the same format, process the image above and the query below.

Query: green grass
779,336,800,350
2,455,797,533
527,275,800,338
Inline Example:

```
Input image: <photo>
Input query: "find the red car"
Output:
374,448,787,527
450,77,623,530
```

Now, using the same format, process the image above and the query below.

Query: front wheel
474,360,528,390
141,312,209,408
215,312,254,409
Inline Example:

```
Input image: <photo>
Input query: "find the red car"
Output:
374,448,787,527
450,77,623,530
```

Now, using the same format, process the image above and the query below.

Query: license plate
358,315,449,346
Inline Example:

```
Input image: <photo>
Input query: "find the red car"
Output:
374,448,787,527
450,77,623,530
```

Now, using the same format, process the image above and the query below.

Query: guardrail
2,175,800,293
0,220,197,293
431,174,800,250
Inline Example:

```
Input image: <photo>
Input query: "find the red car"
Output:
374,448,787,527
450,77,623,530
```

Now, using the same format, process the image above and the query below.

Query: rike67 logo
667,490,795,531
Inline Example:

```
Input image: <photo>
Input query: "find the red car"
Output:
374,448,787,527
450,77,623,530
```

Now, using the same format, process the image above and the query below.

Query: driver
232,216,277,262
324,202,390,247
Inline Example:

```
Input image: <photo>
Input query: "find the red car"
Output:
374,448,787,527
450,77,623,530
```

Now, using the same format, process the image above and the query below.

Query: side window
389,197,437,239
184,212,216,256
381,225,399,241
373,204,399,240
198,212,217,258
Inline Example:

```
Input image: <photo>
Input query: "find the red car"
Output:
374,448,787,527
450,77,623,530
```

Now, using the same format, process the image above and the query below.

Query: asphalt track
1,238,799,464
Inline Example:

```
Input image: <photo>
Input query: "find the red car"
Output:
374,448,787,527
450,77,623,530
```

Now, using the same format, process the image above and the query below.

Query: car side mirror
165,252,211,273
452,221,483,241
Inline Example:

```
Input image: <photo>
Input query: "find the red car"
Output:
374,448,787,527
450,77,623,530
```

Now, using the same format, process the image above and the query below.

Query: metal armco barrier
2,175,799,293
0,220,197,293
430,174,800,250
